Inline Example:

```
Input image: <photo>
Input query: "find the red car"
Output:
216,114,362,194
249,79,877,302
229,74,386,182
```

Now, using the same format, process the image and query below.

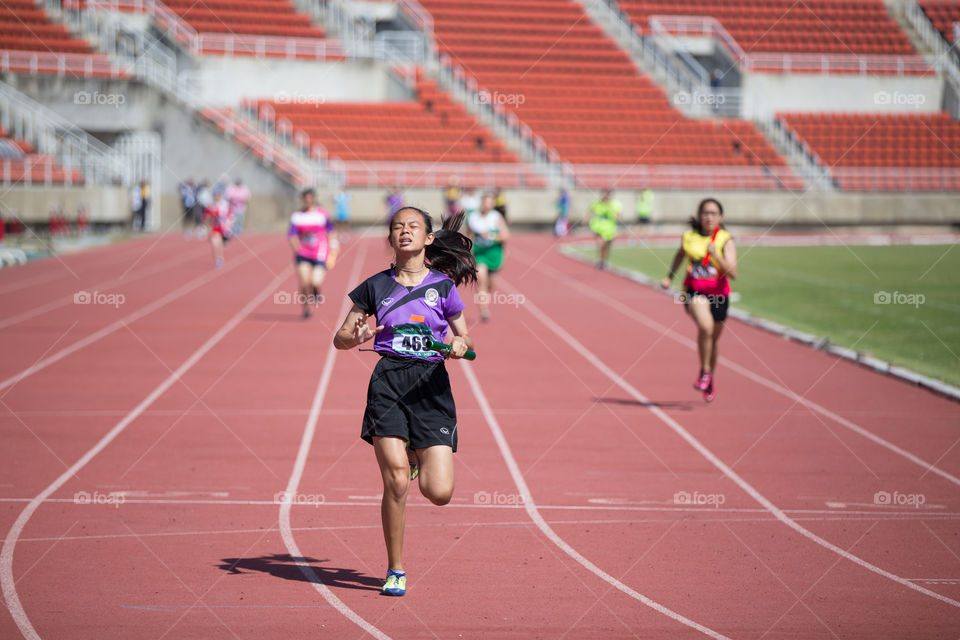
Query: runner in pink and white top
287,188,338,319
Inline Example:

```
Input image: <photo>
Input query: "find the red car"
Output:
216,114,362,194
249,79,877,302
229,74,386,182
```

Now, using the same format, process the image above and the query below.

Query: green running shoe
405,440,419,481
382,569,406,596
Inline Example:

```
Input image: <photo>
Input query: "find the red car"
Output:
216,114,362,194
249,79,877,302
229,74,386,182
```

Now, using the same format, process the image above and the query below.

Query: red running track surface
1,232,959,639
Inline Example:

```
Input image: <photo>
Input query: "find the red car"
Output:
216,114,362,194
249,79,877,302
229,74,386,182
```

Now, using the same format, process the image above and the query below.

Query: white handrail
903,0,960,96
650,13,934,77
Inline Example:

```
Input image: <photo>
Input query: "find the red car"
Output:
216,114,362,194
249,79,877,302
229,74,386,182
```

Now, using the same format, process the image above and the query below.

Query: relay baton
701,227,720,267
425,338,477,361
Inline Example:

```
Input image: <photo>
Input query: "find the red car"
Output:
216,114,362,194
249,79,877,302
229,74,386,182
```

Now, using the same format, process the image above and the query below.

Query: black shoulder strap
378,282,441,323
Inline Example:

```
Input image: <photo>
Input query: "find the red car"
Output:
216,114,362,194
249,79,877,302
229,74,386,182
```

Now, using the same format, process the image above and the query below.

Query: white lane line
0,267,290,640
3,497,957,519
531,255,960,488
0,237,154,296
0,249,203,330
0,245,261,394
276,238,391,640
461,364,731,639
505,286,960,610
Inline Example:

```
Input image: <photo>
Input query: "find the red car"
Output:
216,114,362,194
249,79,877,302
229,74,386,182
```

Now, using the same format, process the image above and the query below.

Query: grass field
570,242,960,388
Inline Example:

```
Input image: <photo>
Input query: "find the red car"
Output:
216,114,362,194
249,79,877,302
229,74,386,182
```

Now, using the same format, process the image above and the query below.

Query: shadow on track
594,397,694,410
217,554,382,591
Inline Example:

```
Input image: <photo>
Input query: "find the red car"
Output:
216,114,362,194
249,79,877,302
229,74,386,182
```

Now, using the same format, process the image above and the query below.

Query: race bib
391,323,436,356
690,262,717,280
302,232,317,246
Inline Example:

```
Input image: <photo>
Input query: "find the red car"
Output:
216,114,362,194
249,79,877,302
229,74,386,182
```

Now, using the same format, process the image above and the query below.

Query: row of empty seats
0,0,94,54
920,0,960,44
0,126,84,185
780,112,960,190
418,0,797,190
136,0,325,40
246,71,519,167
621,0,916,55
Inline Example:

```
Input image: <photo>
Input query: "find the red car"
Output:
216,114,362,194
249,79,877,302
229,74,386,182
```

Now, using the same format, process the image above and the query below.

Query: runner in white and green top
467,192,510,322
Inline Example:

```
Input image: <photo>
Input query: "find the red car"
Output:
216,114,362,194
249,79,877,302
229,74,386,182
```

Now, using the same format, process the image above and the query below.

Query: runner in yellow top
660,198,738,403
588,189,622,269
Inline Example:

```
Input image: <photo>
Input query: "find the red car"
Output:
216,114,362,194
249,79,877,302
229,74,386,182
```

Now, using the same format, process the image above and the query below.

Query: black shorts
361,355,458,451
295,255,326,268
685,288,729,323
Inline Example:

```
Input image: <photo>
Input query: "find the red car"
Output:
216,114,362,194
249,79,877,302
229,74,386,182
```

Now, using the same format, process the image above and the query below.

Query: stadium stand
0,126,83,185
919,0,960,45
162,0,326,39
242,70,537,187
780,112,960,190
250,77,516,164
0,0,123,76
0,0,93,53
418,0,800,189
621,0,915,55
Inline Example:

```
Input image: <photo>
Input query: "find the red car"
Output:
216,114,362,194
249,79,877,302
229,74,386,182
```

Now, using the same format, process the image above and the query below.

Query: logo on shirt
424,288,439,307
380,297,394,307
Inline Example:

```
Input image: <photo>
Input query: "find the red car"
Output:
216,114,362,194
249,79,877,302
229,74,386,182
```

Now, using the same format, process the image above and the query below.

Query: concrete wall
1,186,128,223
4,186,957,229
191,57,408,107
286,188,960,228
743,72,943,117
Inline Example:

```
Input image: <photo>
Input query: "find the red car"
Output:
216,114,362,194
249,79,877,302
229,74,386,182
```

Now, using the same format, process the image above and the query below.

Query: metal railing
340,161,546,189
903,0,960,91
73,0,347,61
580,0,711,117
829,167,960,191
649,14,933,76
0,49,127,78
0,82,160,193
760,115,833,191
567,163,807,191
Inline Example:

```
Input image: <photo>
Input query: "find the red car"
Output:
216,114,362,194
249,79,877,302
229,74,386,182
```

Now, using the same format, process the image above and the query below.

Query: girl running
203,187,233,269
467,192,510,322
660,198,737,402
588,189,621,269
288,189,338,319
333,206,476,597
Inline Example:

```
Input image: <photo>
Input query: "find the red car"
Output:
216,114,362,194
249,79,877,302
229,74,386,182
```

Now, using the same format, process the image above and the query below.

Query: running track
1,231,959,638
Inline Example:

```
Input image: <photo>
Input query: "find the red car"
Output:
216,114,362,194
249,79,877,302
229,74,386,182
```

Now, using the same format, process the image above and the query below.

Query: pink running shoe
704,380,716,402
694,372,712,392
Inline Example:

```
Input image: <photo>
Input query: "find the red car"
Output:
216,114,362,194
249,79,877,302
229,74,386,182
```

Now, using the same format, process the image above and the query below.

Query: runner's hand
354,314,383,344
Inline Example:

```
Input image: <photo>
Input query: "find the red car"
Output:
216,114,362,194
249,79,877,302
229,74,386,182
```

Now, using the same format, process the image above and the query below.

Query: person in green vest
636,187,653,226
588,189,621,269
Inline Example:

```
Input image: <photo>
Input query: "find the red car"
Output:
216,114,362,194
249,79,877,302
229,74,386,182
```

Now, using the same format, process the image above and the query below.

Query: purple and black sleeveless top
349,268,465,362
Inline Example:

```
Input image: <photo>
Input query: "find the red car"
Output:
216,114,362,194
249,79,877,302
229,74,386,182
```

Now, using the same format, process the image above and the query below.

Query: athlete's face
481,195,495,212
698,202,722,234
389,209,434,253
302,192,315,209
